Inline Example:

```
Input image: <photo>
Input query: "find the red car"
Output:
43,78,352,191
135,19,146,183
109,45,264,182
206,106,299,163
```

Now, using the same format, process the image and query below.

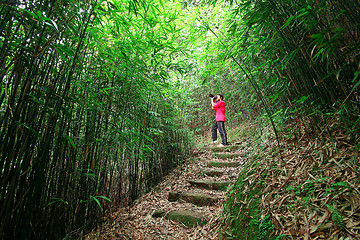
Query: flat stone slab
210,145,242,152
207,161,242,168
201,169,224,176
188,180,230,191
213,153,242,159
165,210,207,227
152,209,166,218
168,191,218,206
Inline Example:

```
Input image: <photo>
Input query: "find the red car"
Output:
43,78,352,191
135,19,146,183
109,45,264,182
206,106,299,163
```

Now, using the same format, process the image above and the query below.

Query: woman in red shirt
211,94,228,146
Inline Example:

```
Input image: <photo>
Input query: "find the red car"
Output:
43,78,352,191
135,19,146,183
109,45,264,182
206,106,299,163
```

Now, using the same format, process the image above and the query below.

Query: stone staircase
152,143,244,228
85,142,246,239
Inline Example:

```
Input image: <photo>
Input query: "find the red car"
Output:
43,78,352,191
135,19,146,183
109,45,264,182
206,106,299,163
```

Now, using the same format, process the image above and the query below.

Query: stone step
152,209,207,227
213,152,242,159
201,168,224,176
207,161,242,168
166,210,207,227
168,191,218,206
209,145,242,152
188,179,231,191
152,209,166,218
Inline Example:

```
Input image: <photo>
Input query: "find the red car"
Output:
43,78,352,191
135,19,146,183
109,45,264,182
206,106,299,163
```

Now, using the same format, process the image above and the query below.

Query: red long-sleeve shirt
213,100,225,121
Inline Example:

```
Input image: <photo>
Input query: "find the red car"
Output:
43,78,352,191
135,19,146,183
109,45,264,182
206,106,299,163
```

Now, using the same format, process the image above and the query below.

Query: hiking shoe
212,140,218,144
218,143,225,147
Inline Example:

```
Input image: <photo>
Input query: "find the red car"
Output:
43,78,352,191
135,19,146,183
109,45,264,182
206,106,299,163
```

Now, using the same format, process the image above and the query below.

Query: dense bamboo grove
229,0,360,140
182,0,359,144
1,0,359,238
0,0,191,238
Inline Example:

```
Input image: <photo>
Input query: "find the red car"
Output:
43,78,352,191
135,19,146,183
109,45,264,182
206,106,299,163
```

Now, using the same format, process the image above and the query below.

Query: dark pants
212,121,227,145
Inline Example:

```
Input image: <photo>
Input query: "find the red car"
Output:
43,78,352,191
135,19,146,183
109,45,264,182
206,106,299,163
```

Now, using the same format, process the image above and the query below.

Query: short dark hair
218,94,224,100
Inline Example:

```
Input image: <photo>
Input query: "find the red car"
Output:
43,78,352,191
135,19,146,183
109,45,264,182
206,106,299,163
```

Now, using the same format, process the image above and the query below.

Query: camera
209,93,217,101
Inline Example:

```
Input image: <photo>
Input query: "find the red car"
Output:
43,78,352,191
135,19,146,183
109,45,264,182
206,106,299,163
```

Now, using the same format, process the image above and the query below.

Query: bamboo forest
0,0,359,239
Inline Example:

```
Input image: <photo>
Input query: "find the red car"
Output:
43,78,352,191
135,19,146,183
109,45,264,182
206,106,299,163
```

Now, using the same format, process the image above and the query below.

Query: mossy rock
165,210,207,227
213,153,242,159
168,191,181,202
168,191,218,206
188,180,230,191
207,161,241,168
152,209,166,218
210,145,242,152
201,169,224,176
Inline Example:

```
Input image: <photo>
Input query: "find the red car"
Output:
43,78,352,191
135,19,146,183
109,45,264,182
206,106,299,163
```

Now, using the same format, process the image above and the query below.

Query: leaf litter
222,121,359,239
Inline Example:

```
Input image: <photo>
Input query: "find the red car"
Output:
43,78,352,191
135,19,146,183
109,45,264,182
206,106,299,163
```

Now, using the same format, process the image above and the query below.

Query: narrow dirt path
86,143,247,240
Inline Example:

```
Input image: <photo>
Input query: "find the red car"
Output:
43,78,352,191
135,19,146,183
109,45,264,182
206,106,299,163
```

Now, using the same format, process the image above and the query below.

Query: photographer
210,94,228,146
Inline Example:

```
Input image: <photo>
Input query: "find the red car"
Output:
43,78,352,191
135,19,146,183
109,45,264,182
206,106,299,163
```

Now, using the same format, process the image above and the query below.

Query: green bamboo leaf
90,195,103,212
352,71,360,90
46,197,68,207
53,45,68,61
310,33,324,40
101,87,115,95
351,117,360,132
66,136,76,148
84,173,97,178
331,182,350,188
294,95,311,104
17,121,39,137
16,7,38,19
50,19,59,31
40,16,50,21
94,195,112,202
281,16,295,30
272,109,283,117
158,0,164,9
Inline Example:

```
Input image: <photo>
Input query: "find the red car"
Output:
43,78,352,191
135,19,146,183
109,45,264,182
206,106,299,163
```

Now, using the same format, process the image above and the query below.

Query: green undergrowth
222,160,279,240
220,121,280,239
